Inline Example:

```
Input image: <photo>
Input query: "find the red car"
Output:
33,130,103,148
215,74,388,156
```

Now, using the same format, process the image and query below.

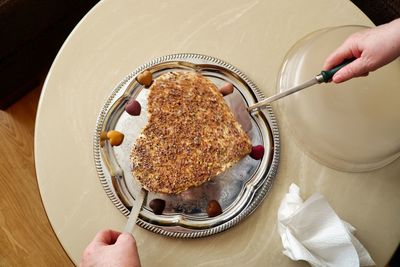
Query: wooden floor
0,84,73,266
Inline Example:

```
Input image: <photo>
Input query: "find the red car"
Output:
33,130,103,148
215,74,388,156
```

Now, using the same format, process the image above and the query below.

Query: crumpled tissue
277,183,375,267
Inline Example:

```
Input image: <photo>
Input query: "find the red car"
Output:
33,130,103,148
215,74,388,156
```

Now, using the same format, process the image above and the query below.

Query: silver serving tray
93,54,280,238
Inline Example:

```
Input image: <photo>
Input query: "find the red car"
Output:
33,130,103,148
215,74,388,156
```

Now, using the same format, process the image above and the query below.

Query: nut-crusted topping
131,71,252,194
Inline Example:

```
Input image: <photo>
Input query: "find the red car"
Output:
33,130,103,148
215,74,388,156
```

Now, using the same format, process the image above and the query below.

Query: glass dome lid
277,25,400,172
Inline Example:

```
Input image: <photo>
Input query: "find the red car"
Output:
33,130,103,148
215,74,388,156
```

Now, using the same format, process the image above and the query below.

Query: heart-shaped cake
131,71,252,194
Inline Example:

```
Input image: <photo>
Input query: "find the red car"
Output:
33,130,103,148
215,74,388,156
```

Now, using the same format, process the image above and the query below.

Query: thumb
92,229,121,246
332,58,369,83
115,232,137,247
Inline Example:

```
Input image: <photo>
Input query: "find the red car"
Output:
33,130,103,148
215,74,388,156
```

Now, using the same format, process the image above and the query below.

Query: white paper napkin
277,183,375,267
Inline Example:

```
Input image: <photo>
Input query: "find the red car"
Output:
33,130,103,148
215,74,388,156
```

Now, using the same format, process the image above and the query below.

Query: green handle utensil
319,58,355,83
248,58,356,111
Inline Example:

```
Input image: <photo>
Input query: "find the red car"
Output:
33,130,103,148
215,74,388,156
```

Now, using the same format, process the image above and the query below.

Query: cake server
123,176,146,233
249,59,354,110
226,59,354,131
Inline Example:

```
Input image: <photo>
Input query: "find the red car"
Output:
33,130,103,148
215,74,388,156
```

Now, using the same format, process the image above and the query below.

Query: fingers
323,34,362,71
323,47,354,71
93,229,122,245
331,58,369,83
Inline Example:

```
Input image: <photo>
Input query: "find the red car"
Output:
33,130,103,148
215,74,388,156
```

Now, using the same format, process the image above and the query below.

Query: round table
35,0,400,266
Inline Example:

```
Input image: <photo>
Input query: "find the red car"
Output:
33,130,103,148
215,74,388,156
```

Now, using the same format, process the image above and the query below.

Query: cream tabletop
35,0,400,266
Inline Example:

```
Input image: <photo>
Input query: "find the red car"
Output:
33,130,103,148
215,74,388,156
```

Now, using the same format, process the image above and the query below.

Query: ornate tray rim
93,53,280,238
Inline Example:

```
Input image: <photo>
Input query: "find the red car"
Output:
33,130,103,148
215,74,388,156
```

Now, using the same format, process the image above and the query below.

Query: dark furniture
0,0,99,109
351,0,400,25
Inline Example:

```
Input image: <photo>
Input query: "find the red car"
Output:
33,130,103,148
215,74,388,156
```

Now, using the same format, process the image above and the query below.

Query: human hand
323,18,400,83
80,229,141,267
